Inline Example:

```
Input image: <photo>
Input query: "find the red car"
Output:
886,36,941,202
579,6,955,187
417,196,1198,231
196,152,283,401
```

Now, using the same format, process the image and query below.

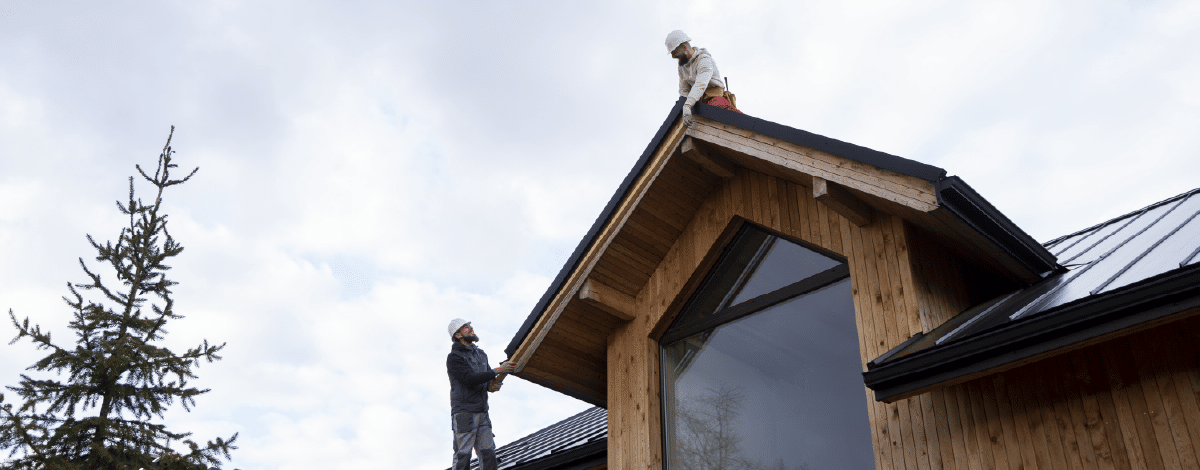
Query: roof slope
450,407,607,470
866,187,1200,400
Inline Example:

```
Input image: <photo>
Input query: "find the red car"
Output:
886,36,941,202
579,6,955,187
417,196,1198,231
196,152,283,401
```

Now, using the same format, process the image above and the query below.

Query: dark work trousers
451,412,497,470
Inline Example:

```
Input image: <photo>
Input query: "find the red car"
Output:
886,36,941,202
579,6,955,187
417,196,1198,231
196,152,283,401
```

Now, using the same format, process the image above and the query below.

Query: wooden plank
749,170,767,230
797,176,816,245
1165,321,1200,467
766,174,782,232
814,176,875,227
1044,358,1086,470
621,216,676,254
846,223,891,469
965,380,998,470
829,196,847,258
1085,351,1133,470
1071,349,1119,470
688,120,939,211
978,377,1011,470
920,392,947,470
817,194,835,251
594,247,655,283
991,374,1029,470
934,388,968,470
849,222,900,469
1129,333,1185,470
949,384,983,470
1059,354,1102,469
1007,371,1046,470
1142,327,1199,469
779,178,798,245
589,264,645,297
1101,338,1158,470
1030,363,1074,470
606,315,661,470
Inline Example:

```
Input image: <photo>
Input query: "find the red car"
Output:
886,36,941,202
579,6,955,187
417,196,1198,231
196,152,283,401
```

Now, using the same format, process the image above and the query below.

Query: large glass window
661,225,873,470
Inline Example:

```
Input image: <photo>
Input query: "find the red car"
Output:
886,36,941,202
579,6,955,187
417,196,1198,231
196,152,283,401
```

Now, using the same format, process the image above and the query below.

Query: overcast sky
2,1,1199,469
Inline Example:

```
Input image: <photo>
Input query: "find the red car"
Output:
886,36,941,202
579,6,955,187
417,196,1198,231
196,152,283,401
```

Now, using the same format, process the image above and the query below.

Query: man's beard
464,333,480,343
677,54,689,66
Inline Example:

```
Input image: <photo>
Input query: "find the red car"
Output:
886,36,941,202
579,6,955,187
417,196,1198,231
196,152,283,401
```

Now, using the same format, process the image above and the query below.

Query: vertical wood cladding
606,168,1200,470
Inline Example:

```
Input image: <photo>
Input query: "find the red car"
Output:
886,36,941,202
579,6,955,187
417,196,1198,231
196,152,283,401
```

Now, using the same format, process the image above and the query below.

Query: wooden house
481,99,1200,470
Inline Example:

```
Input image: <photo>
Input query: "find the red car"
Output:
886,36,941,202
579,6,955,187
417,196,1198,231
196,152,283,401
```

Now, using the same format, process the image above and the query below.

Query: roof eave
935,176,1060,278
863,261,1200,402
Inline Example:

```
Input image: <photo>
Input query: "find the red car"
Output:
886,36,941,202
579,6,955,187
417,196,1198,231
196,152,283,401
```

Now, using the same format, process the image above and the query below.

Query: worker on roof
666,30,741,126
446,318,515,470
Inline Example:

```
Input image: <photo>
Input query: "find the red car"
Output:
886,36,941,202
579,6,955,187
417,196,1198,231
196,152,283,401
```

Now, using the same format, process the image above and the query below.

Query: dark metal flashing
935,176,1059,278
863,261,1200,401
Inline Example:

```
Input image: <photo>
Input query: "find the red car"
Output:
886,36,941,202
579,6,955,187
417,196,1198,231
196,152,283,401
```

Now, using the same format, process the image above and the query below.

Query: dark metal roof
865,187,1200,401
450,407,607,470
506,99,1053,361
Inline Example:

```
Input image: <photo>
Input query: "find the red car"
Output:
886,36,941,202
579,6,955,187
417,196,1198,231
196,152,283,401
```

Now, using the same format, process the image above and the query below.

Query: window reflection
662,227,872,470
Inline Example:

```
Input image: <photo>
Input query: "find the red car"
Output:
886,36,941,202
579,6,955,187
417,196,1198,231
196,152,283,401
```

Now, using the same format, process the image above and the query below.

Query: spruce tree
0,128,237,470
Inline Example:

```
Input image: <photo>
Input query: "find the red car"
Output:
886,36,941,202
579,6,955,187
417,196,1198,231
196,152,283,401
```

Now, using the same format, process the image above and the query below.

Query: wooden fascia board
687,117,939,213
507,119,689,373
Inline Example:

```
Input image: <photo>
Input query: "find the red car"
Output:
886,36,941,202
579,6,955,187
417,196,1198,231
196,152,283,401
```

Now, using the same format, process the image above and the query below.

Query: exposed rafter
578,278,637,322
813,176,875,227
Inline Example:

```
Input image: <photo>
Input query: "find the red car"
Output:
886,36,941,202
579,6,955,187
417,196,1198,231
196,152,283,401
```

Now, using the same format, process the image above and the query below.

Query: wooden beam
579,278,637,322
813,176,875,227
681,136,736,178
688,117,939,212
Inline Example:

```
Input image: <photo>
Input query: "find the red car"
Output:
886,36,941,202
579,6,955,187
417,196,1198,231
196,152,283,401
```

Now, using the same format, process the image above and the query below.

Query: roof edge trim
935,176,1060,278
863,261,1200,401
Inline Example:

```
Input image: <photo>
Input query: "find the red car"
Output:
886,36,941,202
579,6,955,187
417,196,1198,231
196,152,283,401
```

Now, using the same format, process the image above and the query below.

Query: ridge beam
814,176,875,227
579,278,637,322
682,136,736,179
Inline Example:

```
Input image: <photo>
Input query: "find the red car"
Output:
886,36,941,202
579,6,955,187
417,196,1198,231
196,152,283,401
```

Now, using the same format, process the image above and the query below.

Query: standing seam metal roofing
505,99,1055,359
865,187,1200,400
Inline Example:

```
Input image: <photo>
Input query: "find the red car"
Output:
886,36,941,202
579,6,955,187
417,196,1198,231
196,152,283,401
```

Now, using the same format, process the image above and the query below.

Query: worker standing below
666,29,741,126
446,319,515,470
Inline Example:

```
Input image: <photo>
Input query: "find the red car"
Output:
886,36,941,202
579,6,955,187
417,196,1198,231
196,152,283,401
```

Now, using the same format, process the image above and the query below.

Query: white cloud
2,1,1200,469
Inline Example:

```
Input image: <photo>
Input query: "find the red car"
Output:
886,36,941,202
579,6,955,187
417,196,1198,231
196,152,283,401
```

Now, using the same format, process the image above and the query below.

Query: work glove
682,105,695,126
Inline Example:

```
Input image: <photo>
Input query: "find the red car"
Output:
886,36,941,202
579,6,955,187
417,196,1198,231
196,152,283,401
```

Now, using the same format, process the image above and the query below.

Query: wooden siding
607,165,1200,469
610,165,933,470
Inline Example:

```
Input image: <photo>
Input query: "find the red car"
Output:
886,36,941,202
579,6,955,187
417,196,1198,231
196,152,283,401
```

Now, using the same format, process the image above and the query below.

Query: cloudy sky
1,1,1198,469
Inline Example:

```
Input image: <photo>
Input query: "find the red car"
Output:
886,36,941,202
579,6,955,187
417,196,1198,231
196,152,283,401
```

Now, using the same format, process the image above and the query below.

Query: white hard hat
448,318,470,338
665,30,691,53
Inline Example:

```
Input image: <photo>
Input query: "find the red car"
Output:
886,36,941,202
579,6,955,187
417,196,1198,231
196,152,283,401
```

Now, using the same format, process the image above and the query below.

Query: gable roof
503,99,1059,405
865,187,1200,401
449,407,607,470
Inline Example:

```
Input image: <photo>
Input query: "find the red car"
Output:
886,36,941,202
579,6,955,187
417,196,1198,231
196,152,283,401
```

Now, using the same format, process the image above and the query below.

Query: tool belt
701,86,740,112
